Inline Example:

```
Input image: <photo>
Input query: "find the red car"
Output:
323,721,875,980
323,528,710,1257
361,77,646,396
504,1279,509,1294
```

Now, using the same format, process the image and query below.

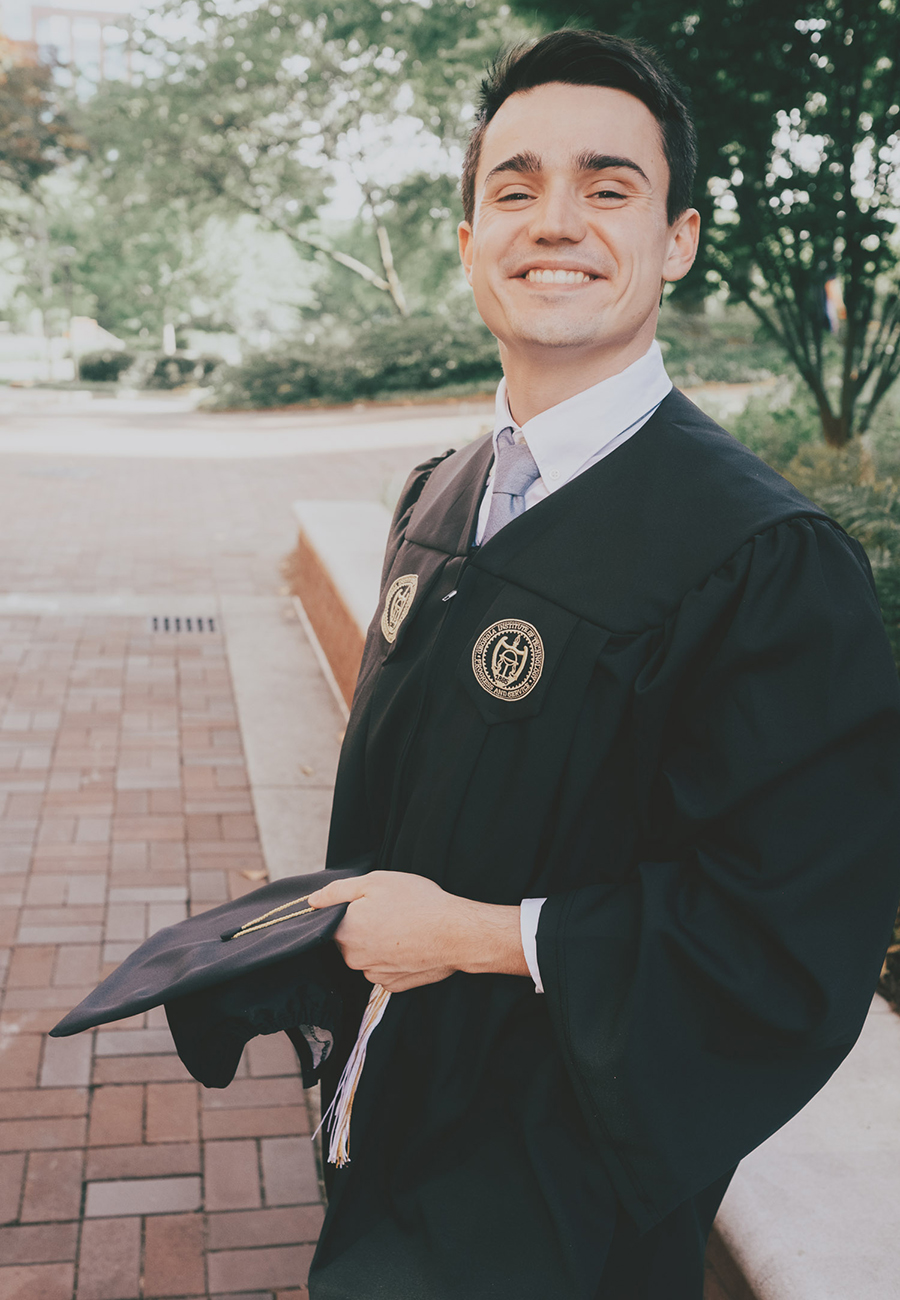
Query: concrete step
289,499,391,709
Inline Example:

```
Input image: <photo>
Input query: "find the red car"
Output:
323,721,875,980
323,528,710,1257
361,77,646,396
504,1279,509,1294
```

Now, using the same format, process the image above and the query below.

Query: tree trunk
293,234,392,294
817,398,851,449
230,194,394,296
375,224,408,317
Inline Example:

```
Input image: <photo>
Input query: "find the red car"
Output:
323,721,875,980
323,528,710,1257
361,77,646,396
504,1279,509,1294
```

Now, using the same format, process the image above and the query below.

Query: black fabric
597,1167,735,1299
50,861,373,1086
165,943,347,1088
308,390,900,1299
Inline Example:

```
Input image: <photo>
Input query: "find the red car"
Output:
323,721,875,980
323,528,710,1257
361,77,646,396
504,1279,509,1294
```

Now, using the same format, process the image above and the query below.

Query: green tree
0,37,89,349
80,0,531,319
0,164,245,345
0,39,85,196
512,1,900,445
69,197,239,340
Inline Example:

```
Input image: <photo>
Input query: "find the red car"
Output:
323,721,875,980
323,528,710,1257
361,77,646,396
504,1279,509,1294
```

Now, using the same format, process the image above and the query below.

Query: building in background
0,0,134,80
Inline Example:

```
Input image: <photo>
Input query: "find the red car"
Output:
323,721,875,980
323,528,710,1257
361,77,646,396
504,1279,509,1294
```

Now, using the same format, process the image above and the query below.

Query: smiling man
305,30,900,1300
457,83,698,414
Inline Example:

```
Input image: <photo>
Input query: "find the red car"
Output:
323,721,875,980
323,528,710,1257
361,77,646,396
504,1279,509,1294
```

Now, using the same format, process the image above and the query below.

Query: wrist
449,897,529,977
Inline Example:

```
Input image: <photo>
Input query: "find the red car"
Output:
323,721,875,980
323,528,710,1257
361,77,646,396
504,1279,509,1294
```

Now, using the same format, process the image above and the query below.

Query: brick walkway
0,613,323,1299
0,396,456,1300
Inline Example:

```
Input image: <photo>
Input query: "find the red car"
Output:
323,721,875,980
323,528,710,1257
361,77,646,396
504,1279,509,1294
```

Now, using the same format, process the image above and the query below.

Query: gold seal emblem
472,619,544,701
381,574,418,643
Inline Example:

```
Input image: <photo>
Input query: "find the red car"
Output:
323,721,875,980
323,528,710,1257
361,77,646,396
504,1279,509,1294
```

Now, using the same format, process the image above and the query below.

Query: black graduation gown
308,390,900,1299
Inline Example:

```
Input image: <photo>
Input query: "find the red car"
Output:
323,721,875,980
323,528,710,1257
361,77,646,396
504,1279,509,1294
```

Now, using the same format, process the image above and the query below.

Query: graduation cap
50,858,373,1089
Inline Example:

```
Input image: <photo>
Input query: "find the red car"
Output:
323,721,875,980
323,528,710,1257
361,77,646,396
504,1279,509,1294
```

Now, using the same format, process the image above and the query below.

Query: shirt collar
491,340,672,491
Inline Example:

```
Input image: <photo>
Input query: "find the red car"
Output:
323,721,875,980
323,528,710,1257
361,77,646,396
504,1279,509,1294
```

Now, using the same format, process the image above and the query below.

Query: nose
526,182,587,245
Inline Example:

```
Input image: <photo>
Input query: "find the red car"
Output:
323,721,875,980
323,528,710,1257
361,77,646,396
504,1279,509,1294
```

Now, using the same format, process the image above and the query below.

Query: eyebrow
484,150,651,188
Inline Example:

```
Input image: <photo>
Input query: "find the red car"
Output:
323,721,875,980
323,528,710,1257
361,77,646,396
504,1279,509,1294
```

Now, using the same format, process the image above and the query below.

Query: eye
591,189,627,201
497,191,535,203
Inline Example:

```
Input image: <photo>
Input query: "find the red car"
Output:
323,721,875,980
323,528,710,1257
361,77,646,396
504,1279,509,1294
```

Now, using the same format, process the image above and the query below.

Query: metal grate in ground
149,616,217,634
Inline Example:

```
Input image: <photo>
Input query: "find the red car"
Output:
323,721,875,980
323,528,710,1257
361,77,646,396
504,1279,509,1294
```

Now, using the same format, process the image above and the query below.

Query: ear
458,220,474,285
662,208,701,284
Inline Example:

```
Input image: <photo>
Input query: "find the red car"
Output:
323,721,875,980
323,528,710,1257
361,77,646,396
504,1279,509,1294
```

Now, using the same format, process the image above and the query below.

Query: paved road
0,387,493,458
0,389,490,1300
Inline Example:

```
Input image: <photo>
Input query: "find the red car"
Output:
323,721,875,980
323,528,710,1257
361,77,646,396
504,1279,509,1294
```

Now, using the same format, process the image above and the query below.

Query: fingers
361,966,456,991
306,874,371,910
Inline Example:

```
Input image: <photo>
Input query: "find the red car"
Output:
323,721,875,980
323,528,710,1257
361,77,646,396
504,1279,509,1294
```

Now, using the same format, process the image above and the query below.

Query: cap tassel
314,983,392,1167
220,896,313,941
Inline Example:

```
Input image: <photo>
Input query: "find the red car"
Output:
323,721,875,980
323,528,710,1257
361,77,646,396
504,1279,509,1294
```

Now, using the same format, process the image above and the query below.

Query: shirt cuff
519,897,547,994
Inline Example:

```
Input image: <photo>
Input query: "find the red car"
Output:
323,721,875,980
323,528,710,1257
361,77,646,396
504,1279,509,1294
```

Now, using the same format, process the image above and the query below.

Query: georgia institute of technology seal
381,574,418,643
472,619,544,701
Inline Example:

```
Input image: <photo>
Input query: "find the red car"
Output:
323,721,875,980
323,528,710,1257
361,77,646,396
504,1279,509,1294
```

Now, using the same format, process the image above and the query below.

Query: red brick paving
0,617,322,1299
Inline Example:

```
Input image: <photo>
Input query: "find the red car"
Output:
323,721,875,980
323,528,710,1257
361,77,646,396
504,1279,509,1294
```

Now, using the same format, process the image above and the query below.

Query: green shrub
657,305,790,386
728,382,820,471
209,315,502,410
871,565,900,669
78,350,135,382
144,354,222,389
859,389,900,479
724,381,900,673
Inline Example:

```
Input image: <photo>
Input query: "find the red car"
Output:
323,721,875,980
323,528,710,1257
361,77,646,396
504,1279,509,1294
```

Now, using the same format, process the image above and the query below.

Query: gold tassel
314,983,392,1167
220,896,313,941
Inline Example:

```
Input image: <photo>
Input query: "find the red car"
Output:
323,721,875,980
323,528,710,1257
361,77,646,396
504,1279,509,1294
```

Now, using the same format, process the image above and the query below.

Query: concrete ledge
289,500,390,708
219,595,344,883
286,498,900,1299
714,994,900,1299
706,1228,758,1300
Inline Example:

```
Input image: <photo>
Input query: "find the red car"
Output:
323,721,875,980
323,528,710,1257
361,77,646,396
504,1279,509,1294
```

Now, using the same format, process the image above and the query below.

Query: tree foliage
72,197,239,338
79,0,531,318
512,0,900,444
0,39,85,194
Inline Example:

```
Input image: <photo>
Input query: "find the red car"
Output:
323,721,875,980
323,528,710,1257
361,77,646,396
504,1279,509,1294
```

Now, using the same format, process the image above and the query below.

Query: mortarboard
50,858,373,1088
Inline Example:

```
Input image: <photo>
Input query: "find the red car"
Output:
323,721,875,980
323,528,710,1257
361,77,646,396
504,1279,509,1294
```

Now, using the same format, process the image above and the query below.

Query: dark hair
461,29,697,227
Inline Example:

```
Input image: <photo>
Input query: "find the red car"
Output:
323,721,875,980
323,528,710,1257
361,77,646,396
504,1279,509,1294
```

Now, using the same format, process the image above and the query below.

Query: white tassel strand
314,983,392,1167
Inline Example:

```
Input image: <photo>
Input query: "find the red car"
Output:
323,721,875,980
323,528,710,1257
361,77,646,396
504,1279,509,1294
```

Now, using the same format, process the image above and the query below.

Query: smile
522,268,598,285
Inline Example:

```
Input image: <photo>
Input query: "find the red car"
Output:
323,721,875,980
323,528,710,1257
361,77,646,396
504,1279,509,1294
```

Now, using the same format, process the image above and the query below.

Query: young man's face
458,82,699,371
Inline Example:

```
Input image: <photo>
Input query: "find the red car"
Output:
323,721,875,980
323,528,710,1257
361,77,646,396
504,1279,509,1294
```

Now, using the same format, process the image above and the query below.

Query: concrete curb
289,501,391,709
219,594,344,883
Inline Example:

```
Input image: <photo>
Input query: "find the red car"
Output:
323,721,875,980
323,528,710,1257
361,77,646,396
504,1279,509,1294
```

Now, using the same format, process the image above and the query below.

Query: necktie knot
481,427,541,544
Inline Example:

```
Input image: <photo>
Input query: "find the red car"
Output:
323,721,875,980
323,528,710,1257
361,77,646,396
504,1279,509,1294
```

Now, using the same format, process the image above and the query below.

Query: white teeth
525,269,592,284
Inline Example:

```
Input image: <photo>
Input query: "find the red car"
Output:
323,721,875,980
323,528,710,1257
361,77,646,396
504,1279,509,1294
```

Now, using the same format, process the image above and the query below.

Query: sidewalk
0,392,466,1300
0,613,326,1300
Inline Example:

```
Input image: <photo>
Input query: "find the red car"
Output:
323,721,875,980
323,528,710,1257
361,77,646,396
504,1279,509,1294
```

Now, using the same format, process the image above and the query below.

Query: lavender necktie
481,427,541,544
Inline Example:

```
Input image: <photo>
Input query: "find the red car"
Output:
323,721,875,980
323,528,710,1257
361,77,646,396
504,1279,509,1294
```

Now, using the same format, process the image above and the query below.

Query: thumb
306,874,370,910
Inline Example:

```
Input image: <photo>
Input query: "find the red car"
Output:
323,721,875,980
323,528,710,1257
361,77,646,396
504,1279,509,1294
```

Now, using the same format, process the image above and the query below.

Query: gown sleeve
537,515,900,1229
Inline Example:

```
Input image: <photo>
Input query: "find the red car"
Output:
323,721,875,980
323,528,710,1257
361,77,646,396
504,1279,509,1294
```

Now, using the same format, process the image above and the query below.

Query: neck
500,331,656,427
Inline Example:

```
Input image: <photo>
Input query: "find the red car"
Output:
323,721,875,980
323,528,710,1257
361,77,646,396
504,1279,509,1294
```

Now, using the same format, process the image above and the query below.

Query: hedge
208,315,502,409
